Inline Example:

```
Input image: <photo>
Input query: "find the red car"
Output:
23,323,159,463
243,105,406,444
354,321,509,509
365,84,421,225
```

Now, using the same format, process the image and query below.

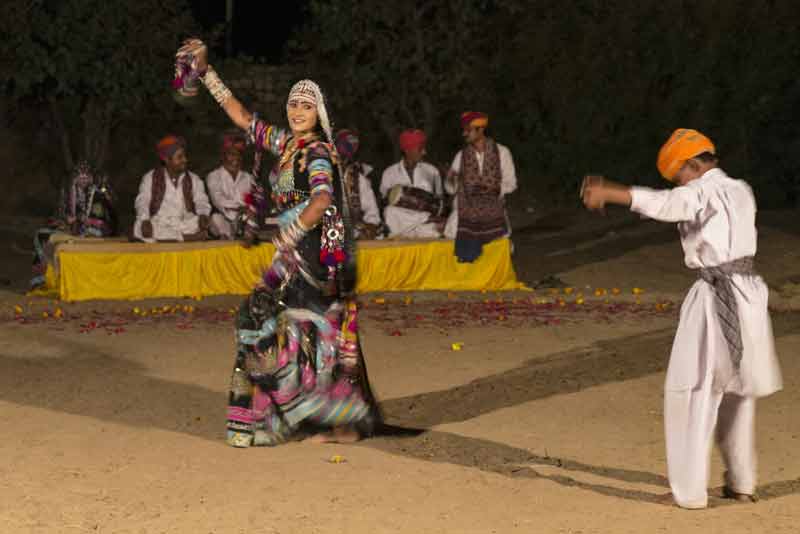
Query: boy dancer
581,129,782,509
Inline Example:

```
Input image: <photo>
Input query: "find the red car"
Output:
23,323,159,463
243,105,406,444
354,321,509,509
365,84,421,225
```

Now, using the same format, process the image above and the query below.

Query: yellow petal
451,342,463,351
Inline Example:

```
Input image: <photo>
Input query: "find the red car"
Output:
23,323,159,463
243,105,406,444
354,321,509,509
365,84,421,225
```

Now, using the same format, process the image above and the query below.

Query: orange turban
657,129,715,181
461,111,488,129
399,129,427,153
156,135,186,161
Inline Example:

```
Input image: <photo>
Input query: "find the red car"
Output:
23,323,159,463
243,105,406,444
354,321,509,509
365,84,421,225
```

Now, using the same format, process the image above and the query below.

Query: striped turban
461,111,489,129
156,135,186,162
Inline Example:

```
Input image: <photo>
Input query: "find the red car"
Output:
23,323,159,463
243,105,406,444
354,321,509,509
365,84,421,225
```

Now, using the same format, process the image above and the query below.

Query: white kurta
206,166,255,239
380,160,443,239
630,167,782,508
358,164,381,226
443,142,517,239
133,169,211,243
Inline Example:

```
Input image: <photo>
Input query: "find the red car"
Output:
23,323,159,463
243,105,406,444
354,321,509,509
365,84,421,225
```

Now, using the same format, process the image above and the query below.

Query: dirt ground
0,209,799,533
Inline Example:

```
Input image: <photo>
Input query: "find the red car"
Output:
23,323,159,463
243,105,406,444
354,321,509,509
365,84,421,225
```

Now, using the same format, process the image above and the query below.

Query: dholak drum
388,185,445,217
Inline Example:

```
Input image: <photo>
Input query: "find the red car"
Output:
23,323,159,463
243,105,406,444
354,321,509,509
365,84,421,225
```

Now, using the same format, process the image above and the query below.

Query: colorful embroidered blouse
249,118,335,211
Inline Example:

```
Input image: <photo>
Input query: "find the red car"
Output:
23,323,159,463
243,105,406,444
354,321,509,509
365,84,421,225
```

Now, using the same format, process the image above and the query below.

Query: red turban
461,111,489,129
399,129,427,153
222,133,246,154
657,129,715,181
156,135,186,161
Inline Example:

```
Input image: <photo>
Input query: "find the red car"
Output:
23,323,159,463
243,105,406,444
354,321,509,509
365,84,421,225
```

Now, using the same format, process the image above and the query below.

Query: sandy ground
0,210,799,533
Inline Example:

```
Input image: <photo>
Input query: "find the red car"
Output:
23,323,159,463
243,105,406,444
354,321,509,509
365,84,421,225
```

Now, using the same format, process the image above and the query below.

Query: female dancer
176,39,380,447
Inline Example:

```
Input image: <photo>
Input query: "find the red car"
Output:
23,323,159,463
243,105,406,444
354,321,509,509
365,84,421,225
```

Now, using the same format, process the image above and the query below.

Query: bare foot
722,486,758,503
308,428,360,444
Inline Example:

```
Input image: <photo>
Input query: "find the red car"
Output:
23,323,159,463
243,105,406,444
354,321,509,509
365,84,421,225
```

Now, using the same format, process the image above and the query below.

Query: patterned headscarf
156,135,186,162
335,129,360,161
287,79,332,143
461,111,489,129
657,128,716,181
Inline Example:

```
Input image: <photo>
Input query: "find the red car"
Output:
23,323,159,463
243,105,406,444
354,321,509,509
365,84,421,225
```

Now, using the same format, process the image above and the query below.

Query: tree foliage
293,1,493,162
293,0,800,205
0,0,199,175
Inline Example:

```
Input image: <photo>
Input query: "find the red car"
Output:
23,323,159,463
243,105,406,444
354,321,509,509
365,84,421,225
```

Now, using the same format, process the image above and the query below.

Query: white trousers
664,381,756,508
133,214,200,243
384,206,441,239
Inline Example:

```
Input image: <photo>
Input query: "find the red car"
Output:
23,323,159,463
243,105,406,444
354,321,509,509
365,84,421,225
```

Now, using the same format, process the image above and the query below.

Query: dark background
3,0,800,218
188,1,307,62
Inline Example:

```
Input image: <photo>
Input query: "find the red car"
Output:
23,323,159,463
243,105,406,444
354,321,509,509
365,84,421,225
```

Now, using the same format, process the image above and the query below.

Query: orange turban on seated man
156,135,186,162
399,129,427,153
461,111,489,129
657,128,715,181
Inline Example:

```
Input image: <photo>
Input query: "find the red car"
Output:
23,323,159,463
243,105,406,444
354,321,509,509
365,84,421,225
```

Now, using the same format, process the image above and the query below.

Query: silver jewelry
201,65,232,106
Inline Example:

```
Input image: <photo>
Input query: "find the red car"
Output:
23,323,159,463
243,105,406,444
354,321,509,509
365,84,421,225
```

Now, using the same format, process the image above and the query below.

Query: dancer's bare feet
308,427,360,444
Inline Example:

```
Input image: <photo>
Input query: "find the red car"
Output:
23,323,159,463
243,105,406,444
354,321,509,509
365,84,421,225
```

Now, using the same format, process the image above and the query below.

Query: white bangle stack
201,65,233,106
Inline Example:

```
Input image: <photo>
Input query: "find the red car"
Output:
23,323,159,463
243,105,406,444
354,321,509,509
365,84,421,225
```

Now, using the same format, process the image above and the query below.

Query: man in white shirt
444,112,517,261
334,129,383,239
206,133,255,239
133,135,212,242
581,128,782,510
380,129,445,239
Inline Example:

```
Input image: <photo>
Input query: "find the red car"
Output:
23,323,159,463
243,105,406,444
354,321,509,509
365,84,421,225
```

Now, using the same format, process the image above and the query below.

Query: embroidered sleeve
248,117,289,157
306,143,335,197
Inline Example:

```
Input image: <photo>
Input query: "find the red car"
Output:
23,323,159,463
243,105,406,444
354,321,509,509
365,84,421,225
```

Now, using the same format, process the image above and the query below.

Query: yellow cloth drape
36,238,526,301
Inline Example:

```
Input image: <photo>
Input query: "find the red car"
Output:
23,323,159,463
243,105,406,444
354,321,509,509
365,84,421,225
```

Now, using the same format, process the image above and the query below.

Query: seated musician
206,132,255,239
133,135,212,243
334,129,384,239
379,129,446,239
31,161,117,289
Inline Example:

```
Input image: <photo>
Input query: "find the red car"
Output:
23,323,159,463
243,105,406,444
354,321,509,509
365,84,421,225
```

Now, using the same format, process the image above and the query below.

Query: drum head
388,185,404,206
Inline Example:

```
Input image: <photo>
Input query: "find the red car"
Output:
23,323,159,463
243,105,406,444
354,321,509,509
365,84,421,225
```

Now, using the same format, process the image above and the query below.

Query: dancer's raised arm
177,39,252,130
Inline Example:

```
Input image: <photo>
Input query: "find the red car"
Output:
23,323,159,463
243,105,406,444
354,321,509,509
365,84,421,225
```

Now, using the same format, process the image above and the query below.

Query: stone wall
219,61,302,119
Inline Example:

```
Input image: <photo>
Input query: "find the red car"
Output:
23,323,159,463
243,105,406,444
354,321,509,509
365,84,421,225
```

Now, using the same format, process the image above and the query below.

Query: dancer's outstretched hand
580,175,607,212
